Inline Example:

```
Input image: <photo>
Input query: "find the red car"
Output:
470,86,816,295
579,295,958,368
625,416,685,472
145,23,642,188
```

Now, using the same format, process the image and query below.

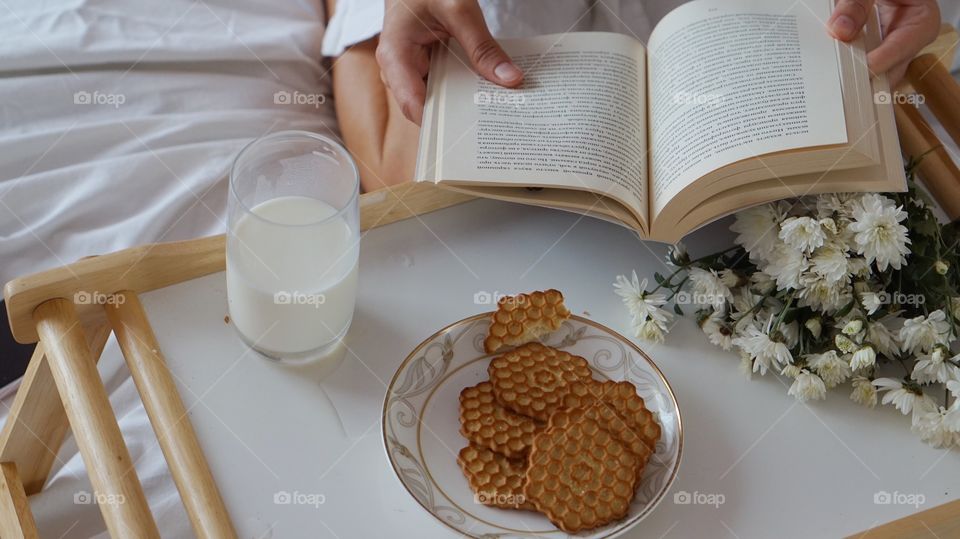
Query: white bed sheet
0,0,336,536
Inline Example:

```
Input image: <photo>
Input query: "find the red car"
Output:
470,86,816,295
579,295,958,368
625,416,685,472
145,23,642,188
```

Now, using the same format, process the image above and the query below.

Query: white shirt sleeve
321,0,385,56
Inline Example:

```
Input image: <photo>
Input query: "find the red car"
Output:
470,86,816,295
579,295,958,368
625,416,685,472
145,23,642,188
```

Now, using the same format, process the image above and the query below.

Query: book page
647,0,846,216
435,32,648,220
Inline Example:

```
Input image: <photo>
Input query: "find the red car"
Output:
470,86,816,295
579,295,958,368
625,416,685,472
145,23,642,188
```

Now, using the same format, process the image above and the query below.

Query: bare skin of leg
325,0,419,192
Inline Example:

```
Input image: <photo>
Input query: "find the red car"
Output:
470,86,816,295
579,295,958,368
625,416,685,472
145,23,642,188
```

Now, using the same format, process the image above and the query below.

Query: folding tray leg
33,298,160,539
0,324,111,495
105,291,237,539
0,462,39,538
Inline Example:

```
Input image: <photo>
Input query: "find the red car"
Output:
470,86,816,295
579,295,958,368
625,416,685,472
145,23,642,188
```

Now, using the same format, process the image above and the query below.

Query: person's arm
325,0,418,191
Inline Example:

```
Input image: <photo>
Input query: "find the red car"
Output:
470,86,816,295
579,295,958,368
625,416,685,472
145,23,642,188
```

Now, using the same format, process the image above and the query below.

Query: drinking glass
226,131,360,362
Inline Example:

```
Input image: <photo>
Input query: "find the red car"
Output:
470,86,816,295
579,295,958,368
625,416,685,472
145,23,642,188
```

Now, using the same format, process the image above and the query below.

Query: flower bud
835,334,856,354
850,345,876,370
934,260,949,275
805,317,822,338
842,319,863,336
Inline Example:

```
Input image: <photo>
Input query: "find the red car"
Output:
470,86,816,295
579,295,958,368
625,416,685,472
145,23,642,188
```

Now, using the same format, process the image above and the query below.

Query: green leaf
654,272,665,285
674,304,685,316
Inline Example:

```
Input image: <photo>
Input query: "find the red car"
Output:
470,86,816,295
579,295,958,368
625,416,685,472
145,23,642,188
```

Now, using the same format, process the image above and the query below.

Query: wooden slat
848,499,960,538
5,182,470,344
105,292,236,539
894,101,960,219
906,53,960,150
34,299,159,539
0,463,39,539
0,323,111,494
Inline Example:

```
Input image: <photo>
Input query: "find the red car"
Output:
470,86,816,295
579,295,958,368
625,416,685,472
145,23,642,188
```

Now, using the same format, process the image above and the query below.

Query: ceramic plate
382,314,682,538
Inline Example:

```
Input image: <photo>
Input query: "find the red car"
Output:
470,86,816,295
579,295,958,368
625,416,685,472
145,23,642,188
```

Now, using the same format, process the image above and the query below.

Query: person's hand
828,0,941,86
377,0,524,124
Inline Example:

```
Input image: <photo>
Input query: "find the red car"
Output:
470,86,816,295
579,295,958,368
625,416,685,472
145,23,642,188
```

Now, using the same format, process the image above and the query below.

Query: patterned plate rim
380,313,684,537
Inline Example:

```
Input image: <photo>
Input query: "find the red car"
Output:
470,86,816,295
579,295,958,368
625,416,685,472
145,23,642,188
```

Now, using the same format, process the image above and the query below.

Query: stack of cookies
457,290,661,533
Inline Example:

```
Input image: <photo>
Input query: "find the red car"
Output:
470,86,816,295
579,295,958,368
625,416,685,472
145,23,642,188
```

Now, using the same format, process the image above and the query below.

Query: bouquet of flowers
615,166,960,449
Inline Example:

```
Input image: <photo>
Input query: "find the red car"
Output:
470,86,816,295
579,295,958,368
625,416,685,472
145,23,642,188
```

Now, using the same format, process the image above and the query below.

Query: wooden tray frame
2,25,960,538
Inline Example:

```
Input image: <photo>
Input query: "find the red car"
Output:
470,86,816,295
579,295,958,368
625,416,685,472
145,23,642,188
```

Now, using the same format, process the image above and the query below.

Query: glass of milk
226,131,359,362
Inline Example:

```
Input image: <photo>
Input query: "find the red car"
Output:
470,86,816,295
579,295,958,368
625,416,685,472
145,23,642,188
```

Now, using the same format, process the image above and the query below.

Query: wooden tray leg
0,462,39,539
0,323,111,494
33,299,159,539
105,292,236,539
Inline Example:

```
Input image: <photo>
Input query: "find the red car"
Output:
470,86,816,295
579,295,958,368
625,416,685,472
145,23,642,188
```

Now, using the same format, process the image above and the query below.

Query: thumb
828,0,875,42
440,2,523,86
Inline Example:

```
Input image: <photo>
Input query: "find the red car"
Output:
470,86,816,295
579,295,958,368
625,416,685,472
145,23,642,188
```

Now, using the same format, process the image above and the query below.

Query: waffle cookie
524,410,642,532
457,444,535,510
483,289,571,353
548,403,652,480
562,380,661,451
459,382,543,459
488,343,593,422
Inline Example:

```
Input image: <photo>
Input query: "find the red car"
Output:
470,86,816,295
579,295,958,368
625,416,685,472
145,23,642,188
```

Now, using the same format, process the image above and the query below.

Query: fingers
439,1,523,87
828,0,875,41
867,7,941,78
376,42,430,124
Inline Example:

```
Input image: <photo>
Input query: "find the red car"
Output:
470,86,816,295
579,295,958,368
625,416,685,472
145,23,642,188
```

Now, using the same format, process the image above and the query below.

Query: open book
414,0,905,243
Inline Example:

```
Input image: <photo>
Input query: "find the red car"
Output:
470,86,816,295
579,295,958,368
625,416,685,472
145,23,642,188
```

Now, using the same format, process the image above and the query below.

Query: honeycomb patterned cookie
459,382,544,459
483,289,571,353
457,444,535,510
548,403,652,480
524,414,641,532
488,343,593,422
562,380,661,451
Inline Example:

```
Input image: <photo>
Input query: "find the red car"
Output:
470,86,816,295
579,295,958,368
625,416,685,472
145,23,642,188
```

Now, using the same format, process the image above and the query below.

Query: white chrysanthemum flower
842,319,864,336
899,310,950,354
850,376,878,408
781,364,802,378
797,271,849,312
808,350,851,388
848,193,911,271
810,241,849,283
846,257,871,278
834,334,856,354
749,270,776,294
788,369,827,402
732,324,793,375
850,345,876,371
688,267,733,309
873,378,924,415
911,406,960,449
816,193,860,220
859,291,884,315
949,297,960,321
614,271,674,327
780,216,827,253
719,269,742,289
867,318,901,359
637,318,666,343
765,243,809,290
700,311,733,351
731,204,783,261
912,346,952,384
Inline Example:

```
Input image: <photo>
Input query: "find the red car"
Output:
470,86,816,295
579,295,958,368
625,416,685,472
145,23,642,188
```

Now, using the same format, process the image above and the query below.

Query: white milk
226,196,358,358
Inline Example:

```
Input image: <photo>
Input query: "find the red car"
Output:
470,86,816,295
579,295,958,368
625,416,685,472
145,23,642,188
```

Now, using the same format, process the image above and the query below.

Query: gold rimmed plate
382,314,682,538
